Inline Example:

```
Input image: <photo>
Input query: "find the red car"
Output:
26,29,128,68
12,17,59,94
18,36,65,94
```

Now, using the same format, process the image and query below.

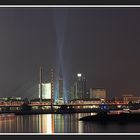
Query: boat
107,110,130,115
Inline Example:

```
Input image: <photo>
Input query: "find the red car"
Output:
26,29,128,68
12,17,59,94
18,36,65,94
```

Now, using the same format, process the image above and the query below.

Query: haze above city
0,8,140,99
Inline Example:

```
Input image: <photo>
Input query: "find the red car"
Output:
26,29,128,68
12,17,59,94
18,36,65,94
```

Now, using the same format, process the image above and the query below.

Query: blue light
101,105,108,110
52,9,68,104
104,106,107,109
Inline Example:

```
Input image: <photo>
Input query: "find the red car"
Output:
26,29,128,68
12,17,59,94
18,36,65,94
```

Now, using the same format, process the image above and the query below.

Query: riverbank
79,111,140,123
0,109,104,115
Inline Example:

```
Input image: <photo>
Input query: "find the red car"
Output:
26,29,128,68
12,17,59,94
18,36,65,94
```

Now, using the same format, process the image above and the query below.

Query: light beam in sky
52,8,68,103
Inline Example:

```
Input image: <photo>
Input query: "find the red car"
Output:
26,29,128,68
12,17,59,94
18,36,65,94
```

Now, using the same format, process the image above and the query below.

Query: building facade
70,99,101,105
39,83,51,99
74,73,87,100
122,94,140,103
58,78,63,99
90,88,106,101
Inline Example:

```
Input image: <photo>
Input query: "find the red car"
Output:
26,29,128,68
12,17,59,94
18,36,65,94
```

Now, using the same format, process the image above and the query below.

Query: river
0,113,140,133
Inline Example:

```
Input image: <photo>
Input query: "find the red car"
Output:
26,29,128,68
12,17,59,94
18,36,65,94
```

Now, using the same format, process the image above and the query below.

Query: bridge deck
0,103,128,107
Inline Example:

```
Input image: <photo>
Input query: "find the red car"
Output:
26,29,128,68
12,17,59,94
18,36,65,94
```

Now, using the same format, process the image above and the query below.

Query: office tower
38,67,52,101
58,66,64,100
50,68,54,105
39,67,43,102
58,77,63,99
74,73,87,99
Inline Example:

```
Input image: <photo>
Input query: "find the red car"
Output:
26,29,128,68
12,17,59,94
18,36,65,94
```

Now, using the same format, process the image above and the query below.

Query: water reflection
0,113,90,133
0,113,140,133
37,114,54,133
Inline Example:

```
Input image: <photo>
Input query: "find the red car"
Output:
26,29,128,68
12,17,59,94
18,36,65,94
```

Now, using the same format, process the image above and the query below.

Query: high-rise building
58,78,63,99
90,88,106,101
39,83,51,99
58,66,64,101
39,67,43,102
85,90,90,99
74,73,87,100
50,68,54,105
69,86,75,101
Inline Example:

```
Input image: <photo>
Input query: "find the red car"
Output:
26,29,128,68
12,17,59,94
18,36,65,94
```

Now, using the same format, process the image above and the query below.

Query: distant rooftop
122,94,134,97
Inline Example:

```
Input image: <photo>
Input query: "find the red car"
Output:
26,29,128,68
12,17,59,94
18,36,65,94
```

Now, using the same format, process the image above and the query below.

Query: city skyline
0,8,140,99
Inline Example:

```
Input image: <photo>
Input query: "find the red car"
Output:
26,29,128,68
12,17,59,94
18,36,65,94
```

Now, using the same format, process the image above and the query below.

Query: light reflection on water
0,113,140,133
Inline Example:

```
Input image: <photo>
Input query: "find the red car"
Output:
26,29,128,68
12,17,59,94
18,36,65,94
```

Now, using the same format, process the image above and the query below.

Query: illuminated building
69,86,75,100
57,98,64,105
85,90,90,99
56,66,64,103
70,99,101,105
0,97,22,101
39,83,51,99
56,76,64,104
122,94,140,103
39,66,43,102
58,78,63,99
90,88,106,101
115,97,123,102
50,68,54,105
74,73,87,99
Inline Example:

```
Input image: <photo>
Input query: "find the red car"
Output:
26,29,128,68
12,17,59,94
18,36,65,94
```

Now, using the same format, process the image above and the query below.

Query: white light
77,73,82,77
39,83,51,99
46,114,52,134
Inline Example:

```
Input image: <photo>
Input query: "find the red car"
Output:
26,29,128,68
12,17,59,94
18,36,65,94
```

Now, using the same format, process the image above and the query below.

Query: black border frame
0,0,140,140
0,0,140,5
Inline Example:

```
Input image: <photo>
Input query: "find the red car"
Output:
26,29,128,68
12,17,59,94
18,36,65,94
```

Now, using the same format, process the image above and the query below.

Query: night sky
0,7,140,99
